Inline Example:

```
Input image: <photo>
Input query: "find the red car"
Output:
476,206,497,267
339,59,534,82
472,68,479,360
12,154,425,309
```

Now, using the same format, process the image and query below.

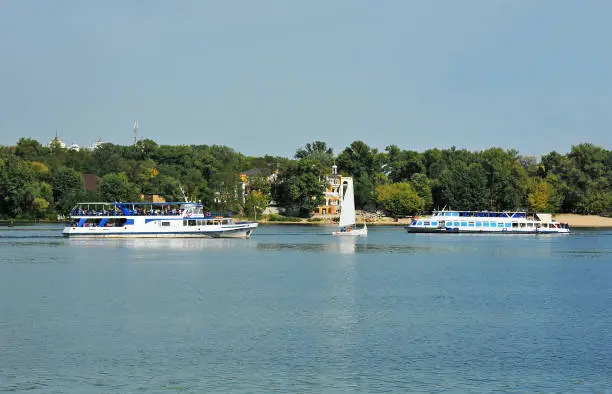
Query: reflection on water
66,237,239,250
558,250,612,258
256,242,431,254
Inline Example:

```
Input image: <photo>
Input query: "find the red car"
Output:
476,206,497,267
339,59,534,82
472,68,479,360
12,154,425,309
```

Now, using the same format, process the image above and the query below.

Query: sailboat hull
332,227,368,236
332,223,368,237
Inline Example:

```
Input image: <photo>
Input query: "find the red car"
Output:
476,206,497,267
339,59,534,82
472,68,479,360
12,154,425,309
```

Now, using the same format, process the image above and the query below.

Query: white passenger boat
63,202,258,238
405,210,570,234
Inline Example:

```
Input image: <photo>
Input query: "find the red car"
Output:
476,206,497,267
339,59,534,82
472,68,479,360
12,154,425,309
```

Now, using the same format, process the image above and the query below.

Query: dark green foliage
52,167,83,213
100,173,138,202
277,159,326,217
376,183,425,217
337,141,386,208
295,141,334,168
0,137,610,219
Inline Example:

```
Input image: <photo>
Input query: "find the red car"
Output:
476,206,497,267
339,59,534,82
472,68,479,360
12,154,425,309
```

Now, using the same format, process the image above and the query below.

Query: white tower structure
132,120,138,145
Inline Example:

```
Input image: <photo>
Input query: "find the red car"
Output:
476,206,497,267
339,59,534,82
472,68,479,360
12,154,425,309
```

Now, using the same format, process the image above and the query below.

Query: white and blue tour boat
63,201,258,238
405,210,570,234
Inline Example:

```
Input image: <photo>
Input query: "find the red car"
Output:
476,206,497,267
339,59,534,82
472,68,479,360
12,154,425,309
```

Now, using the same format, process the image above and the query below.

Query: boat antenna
179,185,189,202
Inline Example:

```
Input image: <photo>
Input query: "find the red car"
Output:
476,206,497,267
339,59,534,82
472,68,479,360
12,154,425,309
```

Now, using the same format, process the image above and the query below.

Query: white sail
338,179,356,228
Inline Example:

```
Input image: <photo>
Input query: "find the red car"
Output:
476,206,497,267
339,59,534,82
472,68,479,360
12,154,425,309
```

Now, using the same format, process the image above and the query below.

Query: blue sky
1,0,611,157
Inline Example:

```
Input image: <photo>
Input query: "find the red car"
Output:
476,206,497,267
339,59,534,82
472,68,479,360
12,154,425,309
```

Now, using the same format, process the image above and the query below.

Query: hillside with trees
0,138,610,220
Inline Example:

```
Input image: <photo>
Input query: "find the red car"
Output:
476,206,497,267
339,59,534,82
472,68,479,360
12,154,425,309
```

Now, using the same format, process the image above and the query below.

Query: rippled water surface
1,224,611,393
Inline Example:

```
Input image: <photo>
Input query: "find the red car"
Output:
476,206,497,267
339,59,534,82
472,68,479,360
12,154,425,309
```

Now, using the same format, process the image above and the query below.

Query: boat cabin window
417,221,423,226
461,222,467,227
188,220,197,226
83,219,102,227
411,220,417,225
454,222,459,226
431,221,437,226
512,223,518,228
468,222,475,227
424,221,430,226
483,222,489,227
161,221,171,227
103,218,127,227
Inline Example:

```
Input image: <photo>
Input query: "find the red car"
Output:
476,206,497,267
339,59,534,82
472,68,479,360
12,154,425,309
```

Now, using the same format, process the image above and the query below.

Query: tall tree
99,173,138,202
277,159,326,217
375,183,424,218
52,167,83,213
295,141,334,168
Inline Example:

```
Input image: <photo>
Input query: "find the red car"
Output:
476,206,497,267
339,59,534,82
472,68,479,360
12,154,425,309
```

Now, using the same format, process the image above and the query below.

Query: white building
47,135,66,149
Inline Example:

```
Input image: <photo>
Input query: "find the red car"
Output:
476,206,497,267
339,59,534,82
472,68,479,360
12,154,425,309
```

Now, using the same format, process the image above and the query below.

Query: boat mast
178,185,189,202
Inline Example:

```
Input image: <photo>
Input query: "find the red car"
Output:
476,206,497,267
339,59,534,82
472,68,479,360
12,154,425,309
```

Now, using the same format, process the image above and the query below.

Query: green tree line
0,138,610,220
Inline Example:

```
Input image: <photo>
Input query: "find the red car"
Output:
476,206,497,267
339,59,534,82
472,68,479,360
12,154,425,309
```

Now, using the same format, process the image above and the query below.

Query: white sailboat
332,177,368,236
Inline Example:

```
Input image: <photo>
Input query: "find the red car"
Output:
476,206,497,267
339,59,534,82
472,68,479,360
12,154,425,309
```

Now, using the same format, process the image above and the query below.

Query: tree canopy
0,138,609,220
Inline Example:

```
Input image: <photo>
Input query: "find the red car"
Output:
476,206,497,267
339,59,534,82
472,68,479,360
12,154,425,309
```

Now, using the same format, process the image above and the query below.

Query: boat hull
332,226,368,237
63,224,258,239
404,226,569,234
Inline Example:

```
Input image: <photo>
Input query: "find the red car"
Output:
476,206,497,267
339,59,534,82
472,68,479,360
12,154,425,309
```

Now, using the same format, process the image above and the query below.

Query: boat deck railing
70,209,233,218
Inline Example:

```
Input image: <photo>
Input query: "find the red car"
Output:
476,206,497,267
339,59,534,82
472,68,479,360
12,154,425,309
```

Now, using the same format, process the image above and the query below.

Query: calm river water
0,224,611,393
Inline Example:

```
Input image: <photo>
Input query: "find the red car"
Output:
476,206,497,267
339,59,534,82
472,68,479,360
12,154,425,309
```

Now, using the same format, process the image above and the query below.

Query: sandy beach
553,214,612,228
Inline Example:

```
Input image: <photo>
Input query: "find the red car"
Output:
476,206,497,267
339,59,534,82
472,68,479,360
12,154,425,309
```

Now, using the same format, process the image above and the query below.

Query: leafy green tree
337,141,385,208
30,161,51,180
410,173,433,210
295,141,334,168
247,176,272,196
53,167,83,213
92,143,127,175
100,173,138,202
15,138,47,161
527,179,558,212
129,139,159,161
32,196,50,217
277,159,326,217
0,156,36,217
375,183,424,217
385,146,425,182
433,162,489,210
244,190,270,218
149,175,181,202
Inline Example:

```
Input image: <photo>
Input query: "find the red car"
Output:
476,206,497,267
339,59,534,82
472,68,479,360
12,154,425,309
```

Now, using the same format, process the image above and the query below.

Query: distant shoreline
2,214,611,228
256,214,612,228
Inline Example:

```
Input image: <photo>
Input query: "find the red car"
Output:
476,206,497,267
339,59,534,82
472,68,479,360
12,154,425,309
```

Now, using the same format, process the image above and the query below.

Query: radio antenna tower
132,120,138,145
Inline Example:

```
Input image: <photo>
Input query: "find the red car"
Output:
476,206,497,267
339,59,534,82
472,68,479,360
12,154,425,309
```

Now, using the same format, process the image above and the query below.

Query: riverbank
255,214,612,228
2,214,611,228
553,214,612,228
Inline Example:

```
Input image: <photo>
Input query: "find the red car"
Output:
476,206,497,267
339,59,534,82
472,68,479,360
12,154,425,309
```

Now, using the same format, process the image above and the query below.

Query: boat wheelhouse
63,202,258,238
405,210,570,234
